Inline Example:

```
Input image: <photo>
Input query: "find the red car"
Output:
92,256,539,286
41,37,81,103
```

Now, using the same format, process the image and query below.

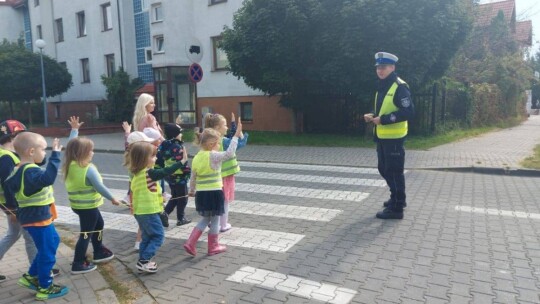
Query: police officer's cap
375,52,398,66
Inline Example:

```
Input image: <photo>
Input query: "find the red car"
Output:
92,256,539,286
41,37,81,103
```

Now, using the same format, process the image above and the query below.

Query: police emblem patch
390,114,396,122
401,97,411,108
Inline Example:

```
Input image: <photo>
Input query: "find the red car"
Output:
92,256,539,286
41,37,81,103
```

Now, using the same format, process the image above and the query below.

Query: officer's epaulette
396,77,409,88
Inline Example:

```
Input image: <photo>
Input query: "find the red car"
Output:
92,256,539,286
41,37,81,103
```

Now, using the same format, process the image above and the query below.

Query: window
34,0,39,7
101,3,112,31
55,105,60,119
240,102,253,122
152,3,163,22
211,36,229,70
141,0,149,11
154,35,164,53
210,0,227,5
81,58,90,83
54,18,64,42
76,11,86,37
36,25,42,39
105,54,115,77
145,48,153,62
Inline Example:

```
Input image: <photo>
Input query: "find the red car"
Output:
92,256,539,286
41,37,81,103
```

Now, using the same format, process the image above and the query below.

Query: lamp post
35,39,48,127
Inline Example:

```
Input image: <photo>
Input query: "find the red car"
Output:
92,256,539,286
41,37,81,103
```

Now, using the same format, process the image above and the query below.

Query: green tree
221,0,473,119
101,67,143,122
0,39,72,117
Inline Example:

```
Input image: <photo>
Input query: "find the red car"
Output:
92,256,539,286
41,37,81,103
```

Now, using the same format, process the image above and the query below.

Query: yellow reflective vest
0,148,19,205
65,162,104,209
15,164,54,208
130,168,163,215
219,140,240,177
192,151,223,190
374,78,408,139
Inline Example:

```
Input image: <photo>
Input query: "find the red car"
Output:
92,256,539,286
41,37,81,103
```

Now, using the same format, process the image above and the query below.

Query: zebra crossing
54,161,386,303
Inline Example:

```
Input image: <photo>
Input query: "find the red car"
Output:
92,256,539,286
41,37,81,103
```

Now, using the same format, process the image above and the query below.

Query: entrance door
153,66,196,125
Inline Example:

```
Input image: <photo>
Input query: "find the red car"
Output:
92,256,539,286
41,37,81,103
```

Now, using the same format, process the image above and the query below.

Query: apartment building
0,0,295,131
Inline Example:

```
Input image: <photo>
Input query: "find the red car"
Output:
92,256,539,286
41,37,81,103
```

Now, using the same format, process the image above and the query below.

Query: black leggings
72,208,104,263
164,184,188,219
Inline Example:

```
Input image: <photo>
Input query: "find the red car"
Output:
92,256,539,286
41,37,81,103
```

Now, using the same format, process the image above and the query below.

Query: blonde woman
132,93,163,139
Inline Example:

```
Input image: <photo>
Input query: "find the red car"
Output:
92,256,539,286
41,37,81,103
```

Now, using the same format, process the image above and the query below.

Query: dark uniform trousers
376,138,406,209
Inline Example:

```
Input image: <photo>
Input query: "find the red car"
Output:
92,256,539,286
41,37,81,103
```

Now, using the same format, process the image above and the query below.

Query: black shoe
159,212,169,227
93,247,114,263
383,200,407,208
176,217,192,226
71,261,97,274
376,207,404,220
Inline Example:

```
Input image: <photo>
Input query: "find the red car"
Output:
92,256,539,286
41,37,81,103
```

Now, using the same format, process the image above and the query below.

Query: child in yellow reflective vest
183,120,243,257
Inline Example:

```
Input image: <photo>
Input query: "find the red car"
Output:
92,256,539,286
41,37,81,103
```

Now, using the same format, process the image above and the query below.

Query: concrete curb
422,166,540,177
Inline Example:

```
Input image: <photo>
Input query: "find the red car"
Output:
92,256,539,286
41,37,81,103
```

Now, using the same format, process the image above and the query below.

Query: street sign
188,63,203,83
185,37,203,63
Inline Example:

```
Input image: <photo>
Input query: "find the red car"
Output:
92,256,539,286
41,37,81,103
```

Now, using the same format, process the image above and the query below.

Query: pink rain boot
207,234,227,256
183,228,203,256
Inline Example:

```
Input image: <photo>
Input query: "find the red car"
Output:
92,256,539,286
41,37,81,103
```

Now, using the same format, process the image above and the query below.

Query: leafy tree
0,39,72,117
221,0,473,118
101,67,143,122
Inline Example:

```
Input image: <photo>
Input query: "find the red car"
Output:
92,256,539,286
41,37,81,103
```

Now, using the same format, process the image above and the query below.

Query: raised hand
122,121,132,133
234,117,243,138
52,138,63,152
231,112,236,122
68,116,84,129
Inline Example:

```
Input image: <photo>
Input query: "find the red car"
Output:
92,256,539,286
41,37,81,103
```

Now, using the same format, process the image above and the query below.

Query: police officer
364,52,414,220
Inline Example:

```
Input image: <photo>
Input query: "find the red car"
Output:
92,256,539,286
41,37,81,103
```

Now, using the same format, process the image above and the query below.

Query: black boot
376,207,404,219
383,200,407,208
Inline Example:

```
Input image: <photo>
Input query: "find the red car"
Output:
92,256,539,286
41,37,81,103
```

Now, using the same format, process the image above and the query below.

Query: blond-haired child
3,132,68,300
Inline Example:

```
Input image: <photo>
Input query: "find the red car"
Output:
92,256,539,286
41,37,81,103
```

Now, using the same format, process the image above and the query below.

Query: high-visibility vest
130,168,163,215
374,78,408,139
15,164,54,208
65,162,104,209
0,148,19,205
219,140,240,177
192,151,222,190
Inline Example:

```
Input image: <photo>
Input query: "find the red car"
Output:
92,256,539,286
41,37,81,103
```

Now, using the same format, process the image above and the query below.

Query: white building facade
0,0,295,131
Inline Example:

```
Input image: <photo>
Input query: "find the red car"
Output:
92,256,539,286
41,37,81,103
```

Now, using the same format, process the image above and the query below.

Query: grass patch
521,144,540,169
97,263,137,304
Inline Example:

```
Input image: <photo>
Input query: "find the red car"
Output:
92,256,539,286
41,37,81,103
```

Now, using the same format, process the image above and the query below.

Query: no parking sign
188,63,203,83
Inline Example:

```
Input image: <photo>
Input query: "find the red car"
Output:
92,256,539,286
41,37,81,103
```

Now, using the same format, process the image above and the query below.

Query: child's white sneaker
136,260,158,273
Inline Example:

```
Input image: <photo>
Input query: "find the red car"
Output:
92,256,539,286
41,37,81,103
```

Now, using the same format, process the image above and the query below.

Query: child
63,117,120,274
203,113,248,232
3,132,68,300
0,120,39,282
158,123,191,226
183,120,242,257
127,141,184,273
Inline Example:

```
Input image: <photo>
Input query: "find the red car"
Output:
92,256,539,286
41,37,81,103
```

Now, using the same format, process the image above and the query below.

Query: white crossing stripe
236,183,369,202
54,205,304,253
102,177,370,202
237,171,386,187
226,266,357,304
108,189,342,222
455,205,540,220
241,161,382,174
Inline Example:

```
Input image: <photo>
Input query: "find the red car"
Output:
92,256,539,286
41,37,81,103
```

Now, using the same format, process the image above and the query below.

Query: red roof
475,0,516,28
135,83,154,98
514,20,532,46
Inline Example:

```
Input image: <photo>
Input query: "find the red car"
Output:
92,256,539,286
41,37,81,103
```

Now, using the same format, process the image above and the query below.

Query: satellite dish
185,37,203,63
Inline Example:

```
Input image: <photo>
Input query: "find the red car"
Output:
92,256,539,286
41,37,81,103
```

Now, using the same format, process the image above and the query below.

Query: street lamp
35,39,48,128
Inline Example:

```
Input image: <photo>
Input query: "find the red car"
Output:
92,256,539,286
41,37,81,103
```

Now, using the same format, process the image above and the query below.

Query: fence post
440,80,446,124
431,83,437,133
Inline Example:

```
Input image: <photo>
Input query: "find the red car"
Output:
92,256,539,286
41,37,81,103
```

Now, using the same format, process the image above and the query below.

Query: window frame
76,11,87,37
151,3,163,22
105,54,115,77
101,3,113,31
36,25,42,39
81,58,91,83
145,47,153,63
154,35,164,53
54,18,64,42
239,102,253,122
209,0,227,5
211,36,229,71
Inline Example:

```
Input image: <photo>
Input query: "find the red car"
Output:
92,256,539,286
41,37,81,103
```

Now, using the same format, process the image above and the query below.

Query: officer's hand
372,117,381,125
364,113,374,123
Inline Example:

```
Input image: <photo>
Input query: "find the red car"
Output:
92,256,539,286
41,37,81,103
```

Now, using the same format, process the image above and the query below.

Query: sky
481,0,540,53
